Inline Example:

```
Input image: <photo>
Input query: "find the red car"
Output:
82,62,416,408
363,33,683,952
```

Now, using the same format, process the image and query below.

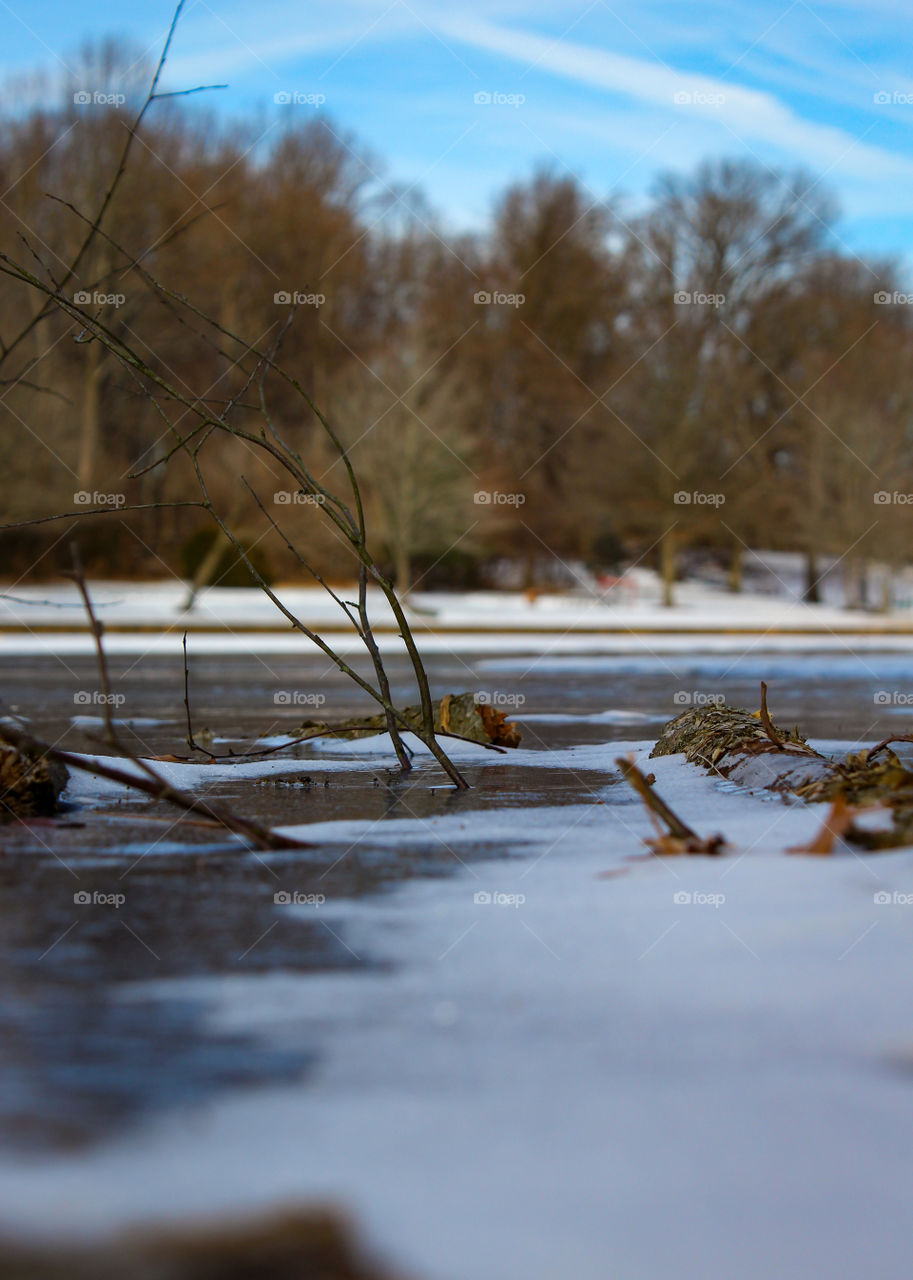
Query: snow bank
3,577,913,658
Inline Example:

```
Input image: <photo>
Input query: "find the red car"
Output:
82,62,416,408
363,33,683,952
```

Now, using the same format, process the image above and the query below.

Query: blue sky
5,0,913,259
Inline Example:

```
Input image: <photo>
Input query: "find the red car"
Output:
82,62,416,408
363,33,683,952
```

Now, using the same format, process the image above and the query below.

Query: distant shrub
180,528,273,588
410,548,486,591
588,528,626,573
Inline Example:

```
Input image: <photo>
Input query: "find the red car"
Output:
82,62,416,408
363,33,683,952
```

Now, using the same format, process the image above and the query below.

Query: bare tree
0,6,471,789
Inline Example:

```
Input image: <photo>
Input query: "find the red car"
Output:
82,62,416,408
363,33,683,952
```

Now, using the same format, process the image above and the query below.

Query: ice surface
4,741,913,1279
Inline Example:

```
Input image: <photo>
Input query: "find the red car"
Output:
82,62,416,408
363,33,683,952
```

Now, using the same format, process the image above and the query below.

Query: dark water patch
2,993,311,1151
0,748,608,1152
243,761,612,825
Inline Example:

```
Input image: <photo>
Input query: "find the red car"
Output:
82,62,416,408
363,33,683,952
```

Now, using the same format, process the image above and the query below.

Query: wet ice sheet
65,734,627,808
480,650,913,677
6,630,913,657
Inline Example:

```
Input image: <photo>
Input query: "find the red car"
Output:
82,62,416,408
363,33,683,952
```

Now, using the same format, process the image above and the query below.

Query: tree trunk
522,554,536,591
844,558,869,611
182,530,230,612
77,337,103,490
394,541,411,599
803,551,821,604
660,527,677,607
857,560,869,611
727,543,743,593
879,564,894,614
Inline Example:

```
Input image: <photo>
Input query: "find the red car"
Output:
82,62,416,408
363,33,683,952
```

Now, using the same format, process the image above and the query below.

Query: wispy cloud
6,0,913,250
434,13,913,184
163,21,383,86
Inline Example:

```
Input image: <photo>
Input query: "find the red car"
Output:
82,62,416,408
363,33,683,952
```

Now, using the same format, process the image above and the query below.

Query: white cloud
162,22,381,86
433,13,913,184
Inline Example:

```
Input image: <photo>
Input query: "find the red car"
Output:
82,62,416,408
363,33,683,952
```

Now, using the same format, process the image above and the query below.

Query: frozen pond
2,642,913,1278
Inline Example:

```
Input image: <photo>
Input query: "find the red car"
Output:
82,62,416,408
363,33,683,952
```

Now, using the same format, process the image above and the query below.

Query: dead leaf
787,795,852,855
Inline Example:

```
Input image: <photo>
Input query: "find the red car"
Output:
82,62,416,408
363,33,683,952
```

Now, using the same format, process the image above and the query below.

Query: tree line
2,41,912,606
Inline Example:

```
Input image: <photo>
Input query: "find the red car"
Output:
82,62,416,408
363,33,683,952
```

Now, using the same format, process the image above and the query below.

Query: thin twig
61,554,311,850
759,681,783,747
865,734,913,763
0,722,312,852
181,631,208,756
615,756,699,841
0,502,206,532
65,543,118,747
